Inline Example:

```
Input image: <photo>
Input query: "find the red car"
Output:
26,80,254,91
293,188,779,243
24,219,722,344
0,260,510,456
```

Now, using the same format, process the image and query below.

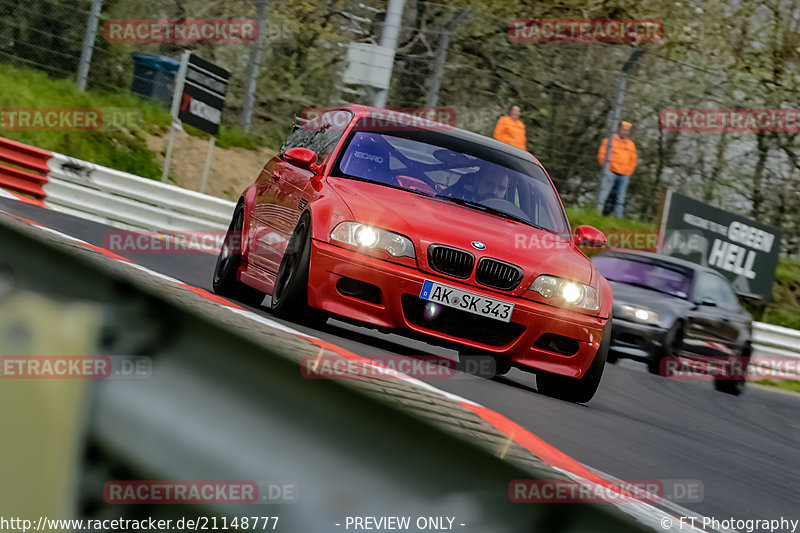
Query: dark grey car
592,250,753,395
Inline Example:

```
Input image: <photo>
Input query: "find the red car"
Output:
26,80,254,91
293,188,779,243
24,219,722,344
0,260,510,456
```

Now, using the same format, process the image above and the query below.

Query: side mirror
284,147,320,172
573,225,607,248
700,298,717,307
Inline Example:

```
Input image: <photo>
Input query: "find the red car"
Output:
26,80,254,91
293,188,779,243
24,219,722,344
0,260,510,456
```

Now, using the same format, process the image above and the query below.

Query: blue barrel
131,53,180,107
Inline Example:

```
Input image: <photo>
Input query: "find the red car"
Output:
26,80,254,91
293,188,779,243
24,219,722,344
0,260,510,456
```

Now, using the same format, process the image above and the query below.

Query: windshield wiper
336,174,439,198
433,195,548,231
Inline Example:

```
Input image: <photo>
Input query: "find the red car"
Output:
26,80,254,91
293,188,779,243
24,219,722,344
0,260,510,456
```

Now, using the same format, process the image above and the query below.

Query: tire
714,345,750,396
212,203,266,307
271,212,328,327
494,357,513,376
648,321,684,376
606,351,618,364
714,378,746,396
536,323,611,404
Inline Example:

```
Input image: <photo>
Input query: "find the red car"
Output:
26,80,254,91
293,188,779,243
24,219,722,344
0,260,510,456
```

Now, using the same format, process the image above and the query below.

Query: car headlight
618,305,660,325
330,222,416,259
529,275,599,311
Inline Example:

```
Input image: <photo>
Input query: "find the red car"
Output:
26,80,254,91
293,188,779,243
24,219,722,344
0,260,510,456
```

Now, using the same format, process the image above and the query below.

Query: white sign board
343,43,395,90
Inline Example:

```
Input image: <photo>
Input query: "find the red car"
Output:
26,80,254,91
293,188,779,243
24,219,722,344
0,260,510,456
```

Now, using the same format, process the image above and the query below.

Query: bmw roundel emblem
471,241,486,250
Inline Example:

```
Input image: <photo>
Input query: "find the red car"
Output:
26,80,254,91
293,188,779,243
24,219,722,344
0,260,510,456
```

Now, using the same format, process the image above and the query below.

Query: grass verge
0,63,169,178
753,380,800,394
0,64,267,179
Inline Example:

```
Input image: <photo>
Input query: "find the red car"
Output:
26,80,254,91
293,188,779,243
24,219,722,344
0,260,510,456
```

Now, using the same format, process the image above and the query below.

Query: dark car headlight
617,304,660,325
529,275,599,311
330,222,416,259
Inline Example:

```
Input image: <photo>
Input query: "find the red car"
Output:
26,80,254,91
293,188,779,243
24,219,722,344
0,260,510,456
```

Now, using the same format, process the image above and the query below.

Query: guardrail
0,137,51,199
0,135,236,232
47,153,236,231
752,321,800,377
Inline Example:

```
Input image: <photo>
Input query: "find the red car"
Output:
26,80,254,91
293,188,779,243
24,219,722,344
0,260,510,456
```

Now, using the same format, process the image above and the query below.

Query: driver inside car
442,166,510,204
474,169,510,202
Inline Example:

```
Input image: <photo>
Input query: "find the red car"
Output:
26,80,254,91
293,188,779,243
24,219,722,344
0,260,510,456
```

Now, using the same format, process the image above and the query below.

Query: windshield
593,255,694,299
333,128,569,235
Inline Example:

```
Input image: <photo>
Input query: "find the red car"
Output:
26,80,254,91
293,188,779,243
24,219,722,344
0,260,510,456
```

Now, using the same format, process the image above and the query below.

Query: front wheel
649,321,684,375
714,346,750,396
714,378,746,395
536,323,611,404
271,212,328,327
212,203,266,307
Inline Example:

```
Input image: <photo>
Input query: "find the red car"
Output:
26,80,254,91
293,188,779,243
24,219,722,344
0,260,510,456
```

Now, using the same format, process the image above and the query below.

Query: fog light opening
534,333,580,356
336,277,382,304
423,301,442,321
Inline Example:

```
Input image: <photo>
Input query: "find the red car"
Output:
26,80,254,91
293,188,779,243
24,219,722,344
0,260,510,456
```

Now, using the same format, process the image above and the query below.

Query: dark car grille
475,258,524,290
401,294,525,347
427,245,474,279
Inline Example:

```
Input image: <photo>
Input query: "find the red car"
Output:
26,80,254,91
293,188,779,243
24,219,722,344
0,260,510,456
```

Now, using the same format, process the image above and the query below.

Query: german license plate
420,280,514,323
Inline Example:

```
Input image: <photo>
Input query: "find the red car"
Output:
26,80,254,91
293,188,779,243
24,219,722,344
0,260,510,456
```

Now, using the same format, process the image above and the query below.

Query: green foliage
763,258,800,330
564,208,658,259
0,0,88,79
215,126,267,151
566,207,655,232
0,63,267,178
753,380,800,394
183,123,269,151
0,63,167,178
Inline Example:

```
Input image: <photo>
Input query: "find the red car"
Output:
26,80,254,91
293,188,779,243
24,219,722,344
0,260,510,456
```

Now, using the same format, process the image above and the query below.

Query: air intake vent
475,258,523,290
427,245,474,279
402,295,525,347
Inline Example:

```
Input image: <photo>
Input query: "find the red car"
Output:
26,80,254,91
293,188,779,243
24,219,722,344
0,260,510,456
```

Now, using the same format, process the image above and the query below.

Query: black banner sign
177,54,229,136
658,191,781,300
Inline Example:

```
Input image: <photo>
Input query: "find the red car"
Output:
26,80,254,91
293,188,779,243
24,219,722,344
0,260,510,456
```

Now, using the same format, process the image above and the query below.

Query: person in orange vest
493,105,527,151
596,120,637,217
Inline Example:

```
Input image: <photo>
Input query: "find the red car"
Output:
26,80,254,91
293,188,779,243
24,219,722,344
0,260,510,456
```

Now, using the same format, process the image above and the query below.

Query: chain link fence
0,0,90,78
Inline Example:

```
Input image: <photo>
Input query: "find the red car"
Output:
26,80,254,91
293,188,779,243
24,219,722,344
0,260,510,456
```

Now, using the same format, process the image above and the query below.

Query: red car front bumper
308,240,608,378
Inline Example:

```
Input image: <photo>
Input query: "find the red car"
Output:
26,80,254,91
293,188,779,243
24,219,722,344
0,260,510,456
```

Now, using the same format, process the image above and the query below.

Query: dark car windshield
332,127,569,235
593,255,694,299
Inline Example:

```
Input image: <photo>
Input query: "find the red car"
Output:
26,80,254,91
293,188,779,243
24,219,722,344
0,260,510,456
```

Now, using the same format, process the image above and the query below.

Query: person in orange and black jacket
493,105,527,151
596,120,637,218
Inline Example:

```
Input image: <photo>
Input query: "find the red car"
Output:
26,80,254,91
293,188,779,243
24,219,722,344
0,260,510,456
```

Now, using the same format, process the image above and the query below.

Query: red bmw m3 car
213,105,612,402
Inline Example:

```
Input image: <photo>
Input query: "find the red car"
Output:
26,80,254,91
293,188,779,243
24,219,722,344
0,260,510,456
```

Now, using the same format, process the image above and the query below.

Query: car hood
609,281,693,317
329,178,594,285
